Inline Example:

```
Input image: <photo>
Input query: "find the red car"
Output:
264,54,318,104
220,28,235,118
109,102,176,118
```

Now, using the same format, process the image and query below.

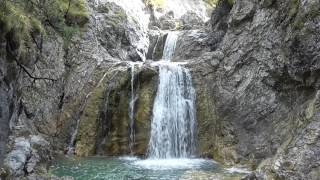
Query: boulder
4,138,32,176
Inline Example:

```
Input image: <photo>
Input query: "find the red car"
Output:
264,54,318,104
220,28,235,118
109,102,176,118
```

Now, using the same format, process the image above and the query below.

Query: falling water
162,32,179,61
128,62,143,154
148,32,197,159
129,63,136,153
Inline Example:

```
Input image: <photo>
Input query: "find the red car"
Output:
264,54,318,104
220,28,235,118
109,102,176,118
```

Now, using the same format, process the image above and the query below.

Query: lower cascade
148,65,197,158
148,32,197,159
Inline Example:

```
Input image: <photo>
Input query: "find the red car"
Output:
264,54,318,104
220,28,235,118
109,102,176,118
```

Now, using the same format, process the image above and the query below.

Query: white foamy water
148,65,197,158
148,32,197,159
133,158,215,170
162,32,179,61
225,167,251,174
118,156,139,161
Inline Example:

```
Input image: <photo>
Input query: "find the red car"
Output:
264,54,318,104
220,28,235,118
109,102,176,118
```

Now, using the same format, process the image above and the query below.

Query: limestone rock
173,30,211,61
189,1,320,180
4,137,32,176
180,11,205,30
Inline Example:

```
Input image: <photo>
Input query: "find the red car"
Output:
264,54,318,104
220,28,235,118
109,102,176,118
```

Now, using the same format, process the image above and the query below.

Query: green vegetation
290,0,320,30
204,0,219,6
204,0,234,7
227,0,235,5
0,0,89,52
144,0,166,9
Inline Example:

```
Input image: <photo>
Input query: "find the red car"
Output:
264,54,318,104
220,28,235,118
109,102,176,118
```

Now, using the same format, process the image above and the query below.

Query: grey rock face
173,30,211,61
4,138,31,176
158,11,176,30
188,0,320,179
146,30,167,60
4,135,51,177
179,11,205,30
95,2,147,61
0,37,18,167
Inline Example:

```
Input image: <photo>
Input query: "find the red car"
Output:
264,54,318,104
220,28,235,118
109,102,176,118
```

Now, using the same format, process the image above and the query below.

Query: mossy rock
154,34,167,60
75,83,108,156
133,67,158,155
100,66,158,156
75,68,115,156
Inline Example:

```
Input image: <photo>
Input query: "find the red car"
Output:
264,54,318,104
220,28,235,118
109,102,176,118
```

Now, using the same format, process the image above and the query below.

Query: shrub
0,0,89,53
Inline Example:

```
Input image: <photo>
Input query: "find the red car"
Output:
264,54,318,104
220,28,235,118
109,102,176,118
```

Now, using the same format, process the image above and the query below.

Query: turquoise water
50,156,249,180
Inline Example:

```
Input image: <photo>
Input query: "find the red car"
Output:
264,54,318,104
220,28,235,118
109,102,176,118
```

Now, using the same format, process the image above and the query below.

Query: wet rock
75,64,158,156
146,30,167,60
97,65,158,156
75,67,122,156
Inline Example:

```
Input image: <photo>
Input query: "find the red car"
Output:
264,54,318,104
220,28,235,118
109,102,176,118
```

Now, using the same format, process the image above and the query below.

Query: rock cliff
0,0,319,179
189,0,320,179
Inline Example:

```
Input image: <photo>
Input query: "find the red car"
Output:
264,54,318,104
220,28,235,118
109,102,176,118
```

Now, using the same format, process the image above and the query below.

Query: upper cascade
162,32,179,61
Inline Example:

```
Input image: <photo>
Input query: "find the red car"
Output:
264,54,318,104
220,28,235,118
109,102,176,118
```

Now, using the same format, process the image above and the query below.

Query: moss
61,0,89,27
0,0,89,59
97,4,110,13
60,25,81,48
102,3,128,30
204,0,219,6
152,34,166,60
291,0,320,30
75,80,108,156
288,0,300,18
226,0,235,6
101,71,131,155
306,4,320,19
133,68,158,155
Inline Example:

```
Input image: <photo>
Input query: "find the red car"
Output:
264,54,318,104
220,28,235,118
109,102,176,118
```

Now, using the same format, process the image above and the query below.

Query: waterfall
148,32,197,159
128,62,143,154
162,32,179,61
129,63,136,154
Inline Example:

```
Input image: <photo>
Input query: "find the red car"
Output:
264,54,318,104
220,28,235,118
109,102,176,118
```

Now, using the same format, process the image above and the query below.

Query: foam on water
133,158,215,170
118,156,139,161
225,167,251,174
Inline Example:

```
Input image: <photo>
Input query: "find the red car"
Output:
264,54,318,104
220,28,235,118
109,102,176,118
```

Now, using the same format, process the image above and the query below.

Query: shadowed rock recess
0,0,319,179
